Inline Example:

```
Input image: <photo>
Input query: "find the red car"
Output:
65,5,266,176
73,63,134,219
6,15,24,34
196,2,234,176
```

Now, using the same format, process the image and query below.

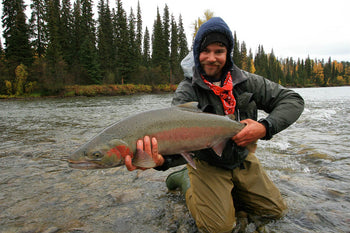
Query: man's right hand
124,136,164,171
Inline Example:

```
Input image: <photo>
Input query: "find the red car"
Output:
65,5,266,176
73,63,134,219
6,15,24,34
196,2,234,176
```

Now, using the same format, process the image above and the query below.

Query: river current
0,87,349,232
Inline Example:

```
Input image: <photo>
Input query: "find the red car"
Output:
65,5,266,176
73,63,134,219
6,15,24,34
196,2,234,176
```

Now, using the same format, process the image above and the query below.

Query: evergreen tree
2,0,33,77
305,56,313,85
60,0,74,67
114,0,129,84
142,26,150,66
71,0,83,81
162,4,170,75
97,0,115,83
232,31,241,68
29,0,47,58
240,41,248,71
177,14,189,63
254,45,268,78
80,0,101,84
127,7,138,79
135,1,142,63
323,57,332,85
169,14,178,84
152,8,163,68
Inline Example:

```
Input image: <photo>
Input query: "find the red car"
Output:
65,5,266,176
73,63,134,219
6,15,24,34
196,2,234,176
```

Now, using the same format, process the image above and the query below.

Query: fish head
68,139,132,169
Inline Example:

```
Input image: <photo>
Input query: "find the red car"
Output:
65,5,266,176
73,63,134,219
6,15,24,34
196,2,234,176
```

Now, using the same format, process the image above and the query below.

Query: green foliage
2,0,33,76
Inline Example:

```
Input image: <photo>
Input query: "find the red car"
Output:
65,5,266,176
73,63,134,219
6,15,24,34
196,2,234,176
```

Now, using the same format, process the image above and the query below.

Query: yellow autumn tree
192,10,215,39
312,62,324,86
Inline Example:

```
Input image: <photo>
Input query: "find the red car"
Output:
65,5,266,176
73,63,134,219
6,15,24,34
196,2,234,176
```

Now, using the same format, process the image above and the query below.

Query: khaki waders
184,148,287,233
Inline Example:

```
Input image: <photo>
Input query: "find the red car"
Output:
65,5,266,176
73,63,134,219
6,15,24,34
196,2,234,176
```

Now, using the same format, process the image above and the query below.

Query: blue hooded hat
193,17,234,78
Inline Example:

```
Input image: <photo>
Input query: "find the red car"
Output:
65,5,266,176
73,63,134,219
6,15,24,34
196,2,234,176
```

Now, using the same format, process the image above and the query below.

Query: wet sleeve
153,154,187,171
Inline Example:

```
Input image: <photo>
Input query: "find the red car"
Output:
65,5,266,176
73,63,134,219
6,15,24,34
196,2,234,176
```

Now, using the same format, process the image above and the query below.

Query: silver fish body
68,102,245,169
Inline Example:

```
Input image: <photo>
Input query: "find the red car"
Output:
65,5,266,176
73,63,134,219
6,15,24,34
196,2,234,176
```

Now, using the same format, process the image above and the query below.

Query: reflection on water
1,87,350,232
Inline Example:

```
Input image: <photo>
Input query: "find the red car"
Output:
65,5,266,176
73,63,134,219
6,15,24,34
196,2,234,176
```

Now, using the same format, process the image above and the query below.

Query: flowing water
0,87,349,233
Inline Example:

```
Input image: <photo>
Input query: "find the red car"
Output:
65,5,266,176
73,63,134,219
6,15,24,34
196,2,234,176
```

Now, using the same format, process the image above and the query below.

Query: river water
0,87,349,233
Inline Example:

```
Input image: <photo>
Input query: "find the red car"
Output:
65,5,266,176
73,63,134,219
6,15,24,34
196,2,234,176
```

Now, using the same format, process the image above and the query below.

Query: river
0,87,349,233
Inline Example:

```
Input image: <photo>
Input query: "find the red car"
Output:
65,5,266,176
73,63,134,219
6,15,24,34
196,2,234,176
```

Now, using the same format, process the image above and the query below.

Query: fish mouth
68,160,105,169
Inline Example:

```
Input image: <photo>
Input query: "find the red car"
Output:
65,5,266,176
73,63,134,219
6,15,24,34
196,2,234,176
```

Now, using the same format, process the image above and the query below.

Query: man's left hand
232,119,266,147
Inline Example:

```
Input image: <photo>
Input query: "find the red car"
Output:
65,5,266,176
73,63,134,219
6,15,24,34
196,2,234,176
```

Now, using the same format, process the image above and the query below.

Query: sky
2,0,350,62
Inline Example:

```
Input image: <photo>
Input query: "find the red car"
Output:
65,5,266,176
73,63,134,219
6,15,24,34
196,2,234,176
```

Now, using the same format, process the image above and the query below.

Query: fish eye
92,151,103,159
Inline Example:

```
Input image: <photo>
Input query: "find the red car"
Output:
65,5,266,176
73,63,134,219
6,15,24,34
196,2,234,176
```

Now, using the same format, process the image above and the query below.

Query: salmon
68,102,245,169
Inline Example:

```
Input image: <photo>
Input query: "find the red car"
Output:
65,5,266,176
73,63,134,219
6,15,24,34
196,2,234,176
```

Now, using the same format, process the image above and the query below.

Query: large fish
68,102,245,169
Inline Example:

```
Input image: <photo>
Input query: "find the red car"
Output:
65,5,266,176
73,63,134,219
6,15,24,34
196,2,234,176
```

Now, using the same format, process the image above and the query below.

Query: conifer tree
177,14,189,63
170,14,178,84
114,0,129,84
232,31,241,68
142,26,150,66
136,1,142,63
97,0,115,83
240,41,248,71
2,0,33,77
60,0,74,66
127,8,138,77
44,0,69,92
254,45,268,78
152,7,163,68
29,0,47,58
162,4,170,75
80,0,101,84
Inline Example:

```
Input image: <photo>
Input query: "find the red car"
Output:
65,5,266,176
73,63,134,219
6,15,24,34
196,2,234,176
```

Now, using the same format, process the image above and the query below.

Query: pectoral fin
132,149,157,168
180,152,197,169
211,139,229,157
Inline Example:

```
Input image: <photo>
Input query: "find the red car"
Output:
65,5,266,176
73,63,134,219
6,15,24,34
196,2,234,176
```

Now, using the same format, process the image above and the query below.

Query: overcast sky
120,0,350,62
2,0,350,62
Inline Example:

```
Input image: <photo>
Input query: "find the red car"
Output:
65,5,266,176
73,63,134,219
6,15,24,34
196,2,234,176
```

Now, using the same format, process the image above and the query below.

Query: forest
1,0,349,97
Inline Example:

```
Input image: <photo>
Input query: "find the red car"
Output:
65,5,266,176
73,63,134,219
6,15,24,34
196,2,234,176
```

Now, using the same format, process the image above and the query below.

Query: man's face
199,43,227,80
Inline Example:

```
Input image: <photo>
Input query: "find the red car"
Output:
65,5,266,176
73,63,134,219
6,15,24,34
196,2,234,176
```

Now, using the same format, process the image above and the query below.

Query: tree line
0,0,189,95
1,1,349,96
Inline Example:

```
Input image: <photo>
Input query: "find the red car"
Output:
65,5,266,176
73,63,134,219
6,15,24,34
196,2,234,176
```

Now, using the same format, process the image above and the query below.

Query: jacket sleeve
246,73,304,138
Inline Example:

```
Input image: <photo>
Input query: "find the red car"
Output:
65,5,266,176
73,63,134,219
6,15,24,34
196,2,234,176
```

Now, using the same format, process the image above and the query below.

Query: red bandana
201,72,236,115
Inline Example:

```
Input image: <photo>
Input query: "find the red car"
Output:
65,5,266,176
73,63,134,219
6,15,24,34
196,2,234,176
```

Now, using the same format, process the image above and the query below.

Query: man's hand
232,119,266,147
124,136,164,171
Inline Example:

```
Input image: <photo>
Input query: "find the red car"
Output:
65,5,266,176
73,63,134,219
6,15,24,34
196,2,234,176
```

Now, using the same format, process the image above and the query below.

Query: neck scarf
201,72,236,115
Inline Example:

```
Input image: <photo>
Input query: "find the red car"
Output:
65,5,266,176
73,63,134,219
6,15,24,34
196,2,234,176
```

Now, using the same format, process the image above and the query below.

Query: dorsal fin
176,102,202,112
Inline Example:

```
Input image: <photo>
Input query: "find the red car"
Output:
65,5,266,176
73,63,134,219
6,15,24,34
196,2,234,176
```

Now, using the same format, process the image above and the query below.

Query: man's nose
207,52,216,62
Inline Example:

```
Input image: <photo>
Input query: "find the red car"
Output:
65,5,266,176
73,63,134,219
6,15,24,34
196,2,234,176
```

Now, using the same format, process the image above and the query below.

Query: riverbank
0,84,178,99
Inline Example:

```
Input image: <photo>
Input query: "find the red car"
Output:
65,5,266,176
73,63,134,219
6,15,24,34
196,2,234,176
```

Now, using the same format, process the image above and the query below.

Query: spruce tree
232,31,241,68
29,0,47,58
152,8,163,68
162,4,170,75
127,8,138,78
177,14,189,63
114,0,129,84
142,27,150,66
2,0,33,77
136,1,142,63
80,0,101,84
169,15,178,84
60,0,74,66
97,0,115,83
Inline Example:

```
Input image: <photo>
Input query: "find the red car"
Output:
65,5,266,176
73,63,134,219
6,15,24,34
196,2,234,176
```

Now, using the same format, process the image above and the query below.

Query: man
125,17,304,232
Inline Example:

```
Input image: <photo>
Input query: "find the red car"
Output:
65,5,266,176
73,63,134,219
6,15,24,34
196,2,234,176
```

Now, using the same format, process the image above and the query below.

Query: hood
193,17,234,77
